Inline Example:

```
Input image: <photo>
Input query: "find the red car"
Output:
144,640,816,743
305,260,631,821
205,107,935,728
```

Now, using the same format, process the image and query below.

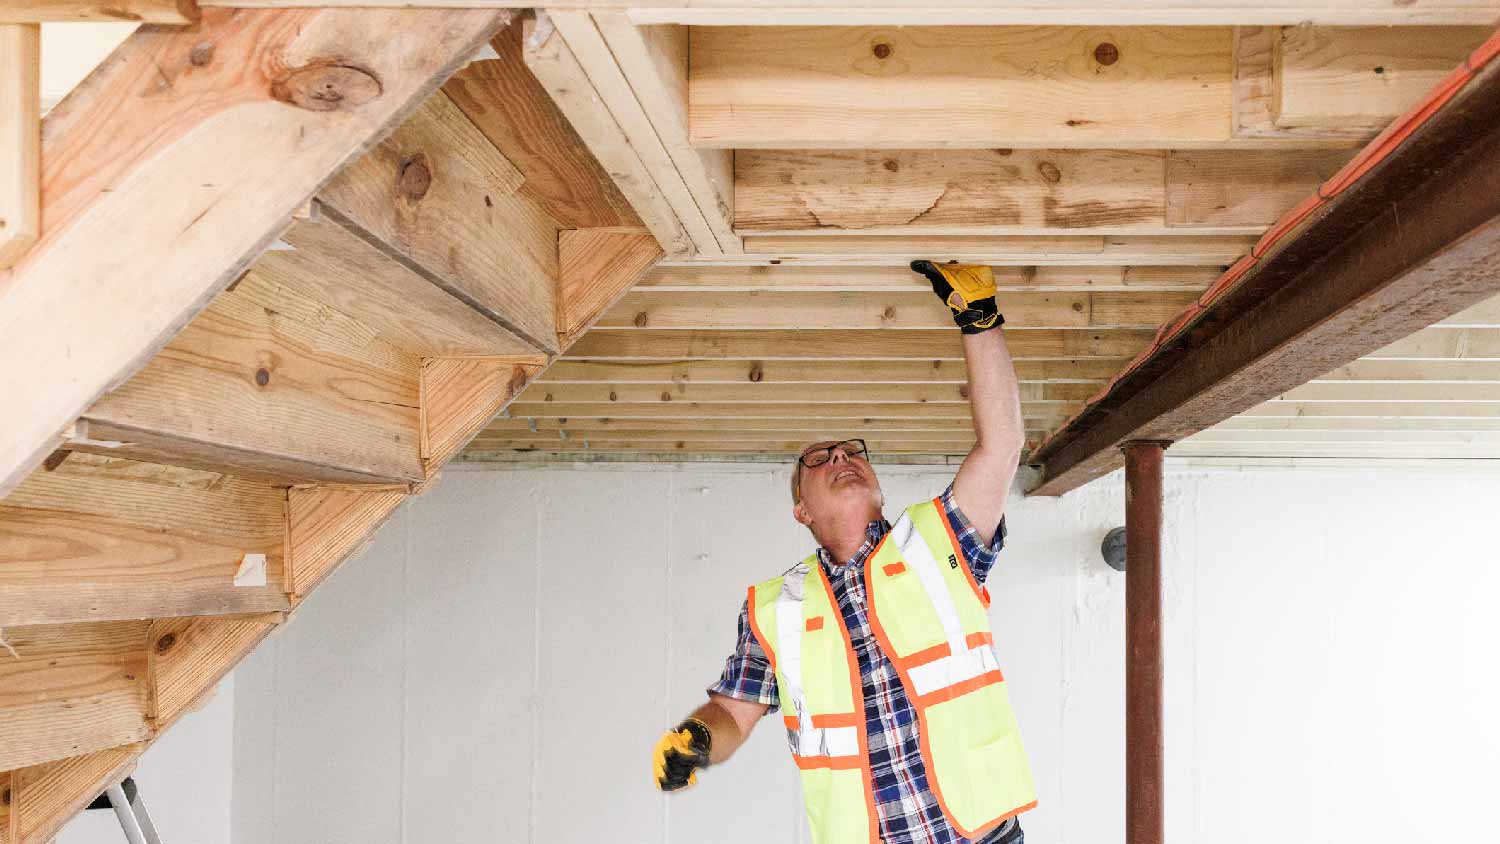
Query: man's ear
793,501,812,528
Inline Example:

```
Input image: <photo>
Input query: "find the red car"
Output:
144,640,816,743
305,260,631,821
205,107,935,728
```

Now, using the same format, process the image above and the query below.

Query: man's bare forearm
952,329,1024,541
691,696,760,764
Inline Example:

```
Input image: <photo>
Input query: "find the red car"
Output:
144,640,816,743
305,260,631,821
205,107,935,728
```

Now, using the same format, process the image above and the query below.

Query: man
651,261,1036,844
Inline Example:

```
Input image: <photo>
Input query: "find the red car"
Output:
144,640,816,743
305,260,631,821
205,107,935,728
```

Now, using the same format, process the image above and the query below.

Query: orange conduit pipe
1031,27,1500,457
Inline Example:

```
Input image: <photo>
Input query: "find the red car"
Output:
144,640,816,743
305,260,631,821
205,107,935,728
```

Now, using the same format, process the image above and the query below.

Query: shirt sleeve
706,597,780,713
939,483,1007,586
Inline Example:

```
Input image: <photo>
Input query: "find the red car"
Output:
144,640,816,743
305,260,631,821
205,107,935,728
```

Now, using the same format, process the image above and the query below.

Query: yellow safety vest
747,499,1036,844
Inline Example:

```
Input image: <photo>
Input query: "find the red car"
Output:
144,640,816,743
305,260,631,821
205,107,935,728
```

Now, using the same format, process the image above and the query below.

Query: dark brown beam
1123,441,1166,844
1030,54,1500,495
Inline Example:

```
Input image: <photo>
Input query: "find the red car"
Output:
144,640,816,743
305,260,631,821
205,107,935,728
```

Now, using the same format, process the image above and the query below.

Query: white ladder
85,777,162,844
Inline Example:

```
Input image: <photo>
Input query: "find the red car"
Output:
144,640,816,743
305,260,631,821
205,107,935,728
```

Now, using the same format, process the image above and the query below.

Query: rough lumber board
1276,381,1500,401
1,770,9,844
1164,149,1352,227
257,212,540,358
0,6,512,499
599,290,1200,330
690,26,1237,149
319,90,559,352
592,12,738,251
0,621,151,771
445,19,642,230
146,614,279,727
557,228,666,345
1314,358,1500,380
1211,415,1500,431
0,25,39,269
540,358,1121,383
502,400,1079,422
524,12,694,257
1231,25,1370,143
419,357,546,467
485,416,983,434
480,428,996,444
473,437,979,454
1030,58,1500,495
732,234,1257,266
77,271,426,485
1369,326,1500,359
1,1,195,23
1274,25,1492,130
639,264,1221,292
8,744,140,844
519,380,1094,404
564,328,1156,359
1243,401,1500,418
0,453,288,627
737,149,1245,234
284,484,408,598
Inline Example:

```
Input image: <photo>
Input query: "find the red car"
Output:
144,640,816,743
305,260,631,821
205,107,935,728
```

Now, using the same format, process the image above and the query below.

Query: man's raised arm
910,262,1025,545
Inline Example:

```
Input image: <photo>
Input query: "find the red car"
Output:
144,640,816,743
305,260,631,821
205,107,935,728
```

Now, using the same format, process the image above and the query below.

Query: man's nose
828,447,848,466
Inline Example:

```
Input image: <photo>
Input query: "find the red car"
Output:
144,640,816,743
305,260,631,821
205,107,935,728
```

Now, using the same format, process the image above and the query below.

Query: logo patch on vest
805,616,824,632
949,553,959,570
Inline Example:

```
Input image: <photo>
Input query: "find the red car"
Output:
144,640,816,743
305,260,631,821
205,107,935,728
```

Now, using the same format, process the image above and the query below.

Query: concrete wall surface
219,462,1498,844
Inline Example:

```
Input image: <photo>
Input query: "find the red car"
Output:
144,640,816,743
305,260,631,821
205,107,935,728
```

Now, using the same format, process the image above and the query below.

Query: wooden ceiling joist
722,234,1257,266
538,358,1123,384
2,1,196,23
0,22,39,270
565,328,1157,360
1029,44,1500,494
638,264,1223,293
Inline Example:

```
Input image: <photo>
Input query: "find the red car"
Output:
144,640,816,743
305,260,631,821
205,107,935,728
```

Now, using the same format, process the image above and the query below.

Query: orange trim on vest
745,585,778,675
882,561,906,577
816,562,884,844
913,670,1006,709
794,754,867,771
806,616,825,632
784,712,863,730
967,631,993,650
934,496,989,608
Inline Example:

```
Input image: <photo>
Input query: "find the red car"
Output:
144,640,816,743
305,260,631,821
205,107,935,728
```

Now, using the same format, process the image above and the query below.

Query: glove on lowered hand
653,718,712,792
911,260,1005,334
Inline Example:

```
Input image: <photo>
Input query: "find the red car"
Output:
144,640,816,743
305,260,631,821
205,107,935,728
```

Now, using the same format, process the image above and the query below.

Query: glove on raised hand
653,718,712,792
911,260,1005,334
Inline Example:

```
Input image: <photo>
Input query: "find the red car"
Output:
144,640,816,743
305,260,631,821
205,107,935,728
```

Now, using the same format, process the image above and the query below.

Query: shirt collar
816,518,891,573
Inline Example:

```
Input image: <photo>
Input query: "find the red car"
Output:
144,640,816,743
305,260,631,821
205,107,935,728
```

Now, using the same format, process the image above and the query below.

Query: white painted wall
224,462,1500,844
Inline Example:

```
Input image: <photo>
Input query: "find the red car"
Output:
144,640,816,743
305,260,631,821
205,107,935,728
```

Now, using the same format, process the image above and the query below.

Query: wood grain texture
564,328,1156,359
502,400,1080,422
558,228,666,344
520,380,1094,404
733,233,1256,265
9,744,140,844
147,614,278,727
690,26,1236,148
259,213,539,358
1230,25,1367,143
0,25,39,269
471,436,981,454
0,1,195,23
1165,148,1352,226
0,621,151,771
420,357,544,467
639,264,1220,292
0,6,511,497
285,485,408,598
445,19,642,230
736,149,1173,233
540,358,1121,384
599,290,1199,330
524,13,694,257
0,453,287,627
79,272,425,484
319,90,560,351
1274,25,1490,129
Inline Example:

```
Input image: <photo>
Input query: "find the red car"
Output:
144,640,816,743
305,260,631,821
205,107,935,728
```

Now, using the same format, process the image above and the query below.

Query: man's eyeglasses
797,439,868,468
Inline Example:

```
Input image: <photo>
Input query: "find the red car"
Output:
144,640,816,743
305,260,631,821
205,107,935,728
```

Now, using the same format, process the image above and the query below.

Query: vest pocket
799,767,872,844
925,682,1034,832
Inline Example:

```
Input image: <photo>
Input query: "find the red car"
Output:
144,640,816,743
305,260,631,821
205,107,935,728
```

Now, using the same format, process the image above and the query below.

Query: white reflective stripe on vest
796,725,861,758
890,514,969,661
776,563,814,739
908,644,1002,697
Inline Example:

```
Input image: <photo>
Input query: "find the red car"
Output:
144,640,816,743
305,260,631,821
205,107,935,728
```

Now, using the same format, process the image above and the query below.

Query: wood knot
1037,161,1062,184
2,787,10,806
660,391,673,402
543,392,554,402
608,391,618,401
959,384,970,399
748,363,764,383
1071,301,1085,312
872,42,892,59
155,633,177,655
271,61,382,112
190,43,215,67
399,154,432,201
254,367,271,387
633,311,649,327
882,158,899,173
882,306,897,320
1093,42,1120,66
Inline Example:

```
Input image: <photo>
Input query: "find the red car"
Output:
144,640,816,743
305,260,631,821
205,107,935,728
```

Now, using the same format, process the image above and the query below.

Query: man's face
793,440,884,529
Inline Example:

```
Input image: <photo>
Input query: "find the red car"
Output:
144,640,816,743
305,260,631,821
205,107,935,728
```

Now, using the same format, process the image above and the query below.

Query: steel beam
1123,440,1167,844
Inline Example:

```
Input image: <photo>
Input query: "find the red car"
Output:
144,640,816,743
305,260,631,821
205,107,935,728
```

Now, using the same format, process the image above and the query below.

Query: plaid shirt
709,485,1024,844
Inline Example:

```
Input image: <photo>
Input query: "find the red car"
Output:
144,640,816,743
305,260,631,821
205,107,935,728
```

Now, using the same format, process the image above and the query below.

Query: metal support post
1123,440,1167,844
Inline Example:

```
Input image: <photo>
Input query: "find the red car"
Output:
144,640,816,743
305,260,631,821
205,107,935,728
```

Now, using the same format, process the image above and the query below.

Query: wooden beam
284,484,408,599
0,6,512,498
470,437,979,454
485,416,983,434
540,358,1121,383
1368,327,1500,359
1231,25,1367,144
502,400,1080,421
564,328,1156,359
520,380,1094,404
8,745,140,844
147,614,279,727
1210,416,1500,431
0,453,288,627
523,11,694,257
445,18,643,231
691,26,1247,149
621,3,1500,26
1164,149,1352,227
1030,57,1500,495
74,271,426,485
557,228,666,346
318,89,559,353
420,356,545,468
599,290,1200,330
1274,26,1492,131
0,24,38,269
638,264,1221,293
728,234,1256,266
1,1,195,24
0,621,150,771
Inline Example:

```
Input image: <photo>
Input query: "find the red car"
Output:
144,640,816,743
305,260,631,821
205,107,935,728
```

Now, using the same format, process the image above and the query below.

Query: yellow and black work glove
911,260,1005,334
653,718,712,792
